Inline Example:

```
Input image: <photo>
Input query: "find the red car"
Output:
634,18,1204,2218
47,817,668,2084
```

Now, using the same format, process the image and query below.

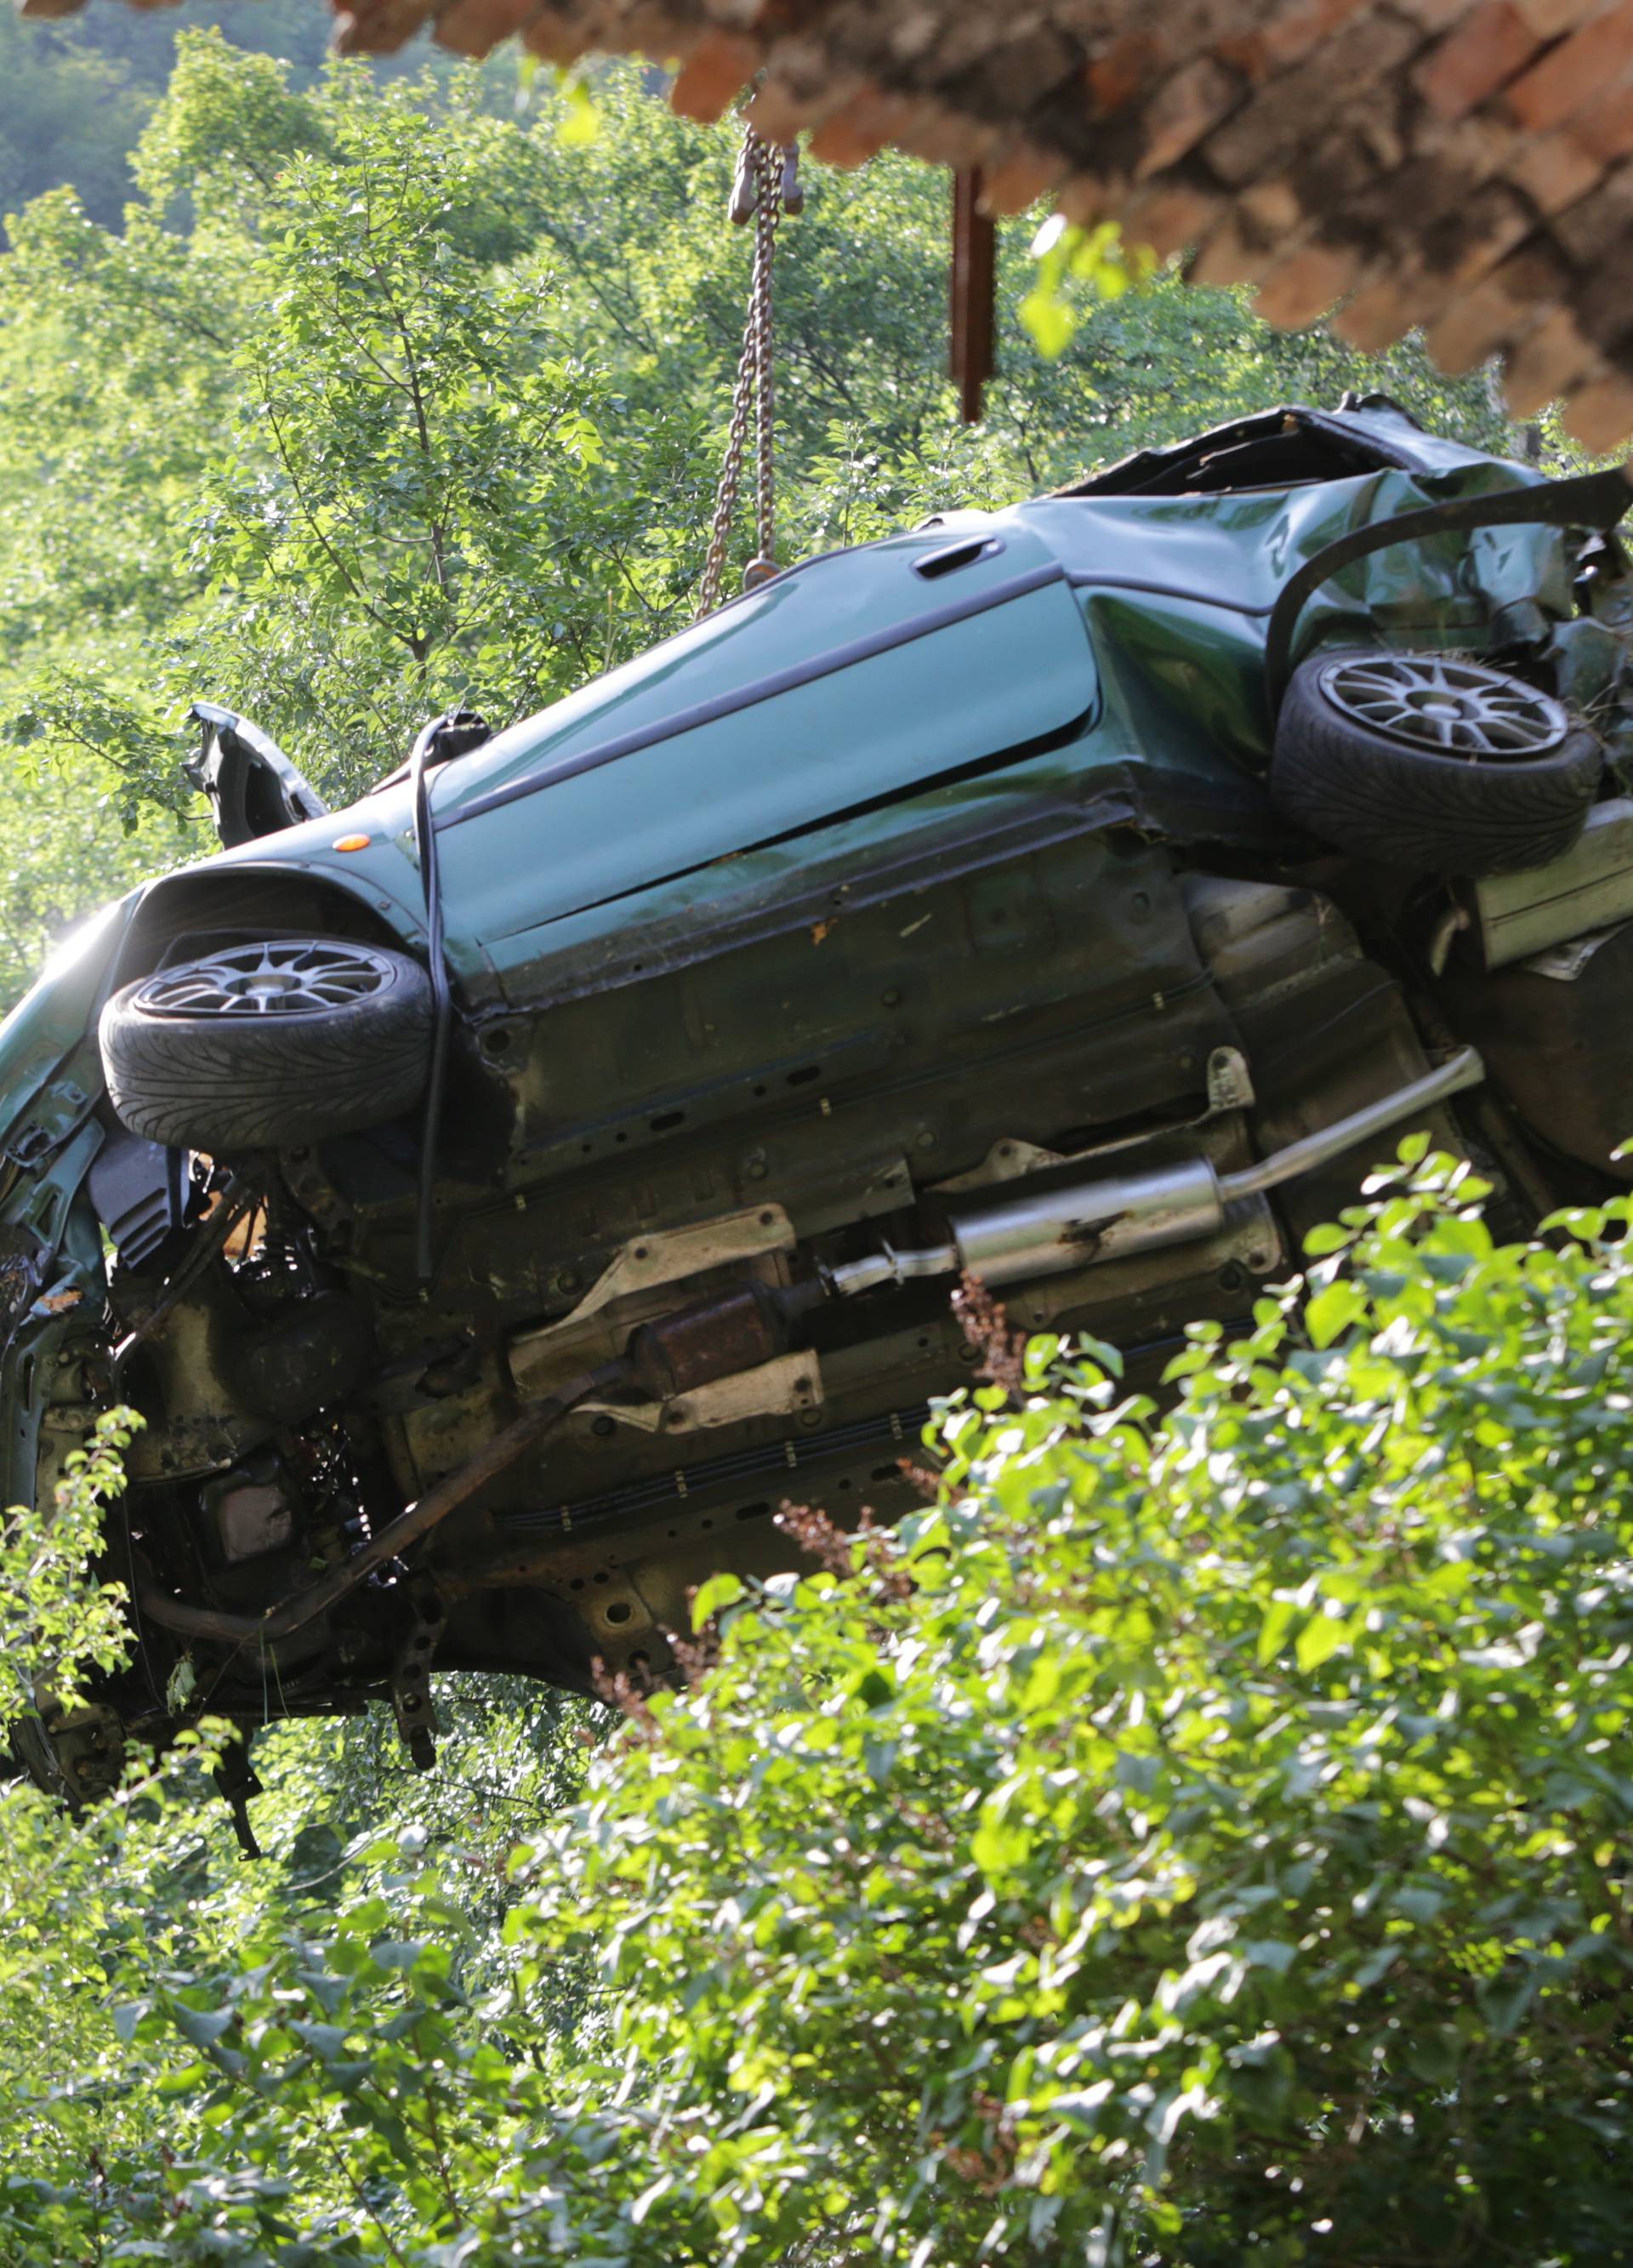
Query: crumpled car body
6,396,1633,1807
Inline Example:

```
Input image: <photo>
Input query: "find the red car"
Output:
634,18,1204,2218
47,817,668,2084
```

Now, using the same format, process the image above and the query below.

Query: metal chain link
695,128,793,619
751,141,778,578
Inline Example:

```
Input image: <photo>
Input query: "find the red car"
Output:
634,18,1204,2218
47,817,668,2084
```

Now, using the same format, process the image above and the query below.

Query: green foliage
177,88,699,794
1021,216,1157,357
5,670,190,832
0,1407,139,1720
0,0,482,238
10,1160,1633,2260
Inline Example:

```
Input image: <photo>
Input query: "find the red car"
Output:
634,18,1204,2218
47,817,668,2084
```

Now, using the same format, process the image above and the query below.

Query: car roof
1053,396,1490,500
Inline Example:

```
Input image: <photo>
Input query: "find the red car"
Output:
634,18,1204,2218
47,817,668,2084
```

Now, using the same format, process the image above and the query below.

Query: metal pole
950,167,996,425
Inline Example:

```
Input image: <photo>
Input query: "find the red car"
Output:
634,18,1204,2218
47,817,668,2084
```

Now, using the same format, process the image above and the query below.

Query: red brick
1572,70,1633,159
1503,305,1602,411
1503,0,1633,128
806,88,911,168
1217,0,1370,80
1118,179,1220,257
1254,239,1363,325
434,0,534,56
1553,154,1633,260
1240,177,1303,235
1424,248,1557,366
1510,0,1617,33
1393,0,1482,23
1508,123,1604,208
1414,0,1541,118
895,104,991,169
1562,373,1633,450
1207,11,1420,184
746,73,825,141
1333,267,1439,348
669,29,761,122
1057,173,1122,224
1186,208,1274,286
1134,57,1243,179
519,7,594,65
333,0,436,53
1408,177,1535,300
1085,32,1165,114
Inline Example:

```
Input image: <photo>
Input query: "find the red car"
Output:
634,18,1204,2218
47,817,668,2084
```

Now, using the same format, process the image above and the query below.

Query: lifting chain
695,127,801,620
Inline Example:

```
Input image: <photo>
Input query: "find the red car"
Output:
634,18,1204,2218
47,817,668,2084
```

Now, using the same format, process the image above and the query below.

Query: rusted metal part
698,128,794,615
950,168,996,426
578,1348,822,1437
578,1279,816,1436
507,1203,795,1400
136,1360,624,1646
625,1281,787,1399
390,1577,447,1771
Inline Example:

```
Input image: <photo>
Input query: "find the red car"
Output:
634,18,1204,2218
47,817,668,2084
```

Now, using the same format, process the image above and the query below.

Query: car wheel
1270,648,1602,876
100,936,434,1150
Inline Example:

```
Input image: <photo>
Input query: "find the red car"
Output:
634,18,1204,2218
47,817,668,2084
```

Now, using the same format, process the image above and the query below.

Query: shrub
9,1152,1633,2264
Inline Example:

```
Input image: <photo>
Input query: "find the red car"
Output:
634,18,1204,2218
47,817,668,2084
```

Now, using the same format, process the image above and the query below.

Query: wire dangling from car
408,709,491,1285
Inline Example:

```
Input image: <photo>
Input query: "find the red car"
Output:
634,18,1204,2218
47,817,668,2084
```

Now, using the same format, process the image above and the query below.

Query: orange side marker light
333,833,373,852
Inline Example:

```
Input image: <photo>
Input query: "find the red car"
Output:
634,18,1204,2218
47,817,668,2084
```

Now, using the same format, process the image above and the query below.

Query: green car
8,395,1633,1824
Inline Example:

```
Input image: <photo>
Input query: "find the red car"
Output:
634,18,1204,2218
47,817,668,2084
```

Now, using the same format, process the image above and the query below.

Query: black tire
100,936,434,1151
1270,648,1602,877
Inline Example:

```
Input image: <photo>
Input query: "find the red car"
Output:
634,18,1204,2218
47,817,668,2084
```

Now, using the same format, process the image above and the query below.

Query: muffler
829,1047,1484,1296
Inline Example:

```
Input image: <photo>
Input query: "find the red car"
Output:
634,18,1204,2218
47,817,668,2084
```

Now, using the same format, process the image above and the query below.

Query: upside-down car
7,395,1633,1833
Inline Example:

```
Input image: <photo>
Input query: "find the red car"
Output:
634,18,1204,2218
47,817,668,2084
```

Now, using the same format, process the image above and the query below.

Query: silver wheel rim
1318,653,1568,762
139,941,395,1019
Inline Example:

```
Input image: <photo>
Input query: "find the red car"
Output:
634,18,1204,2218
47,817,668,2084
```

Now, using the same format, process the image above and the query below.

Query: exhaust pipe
830,1047,1484,1296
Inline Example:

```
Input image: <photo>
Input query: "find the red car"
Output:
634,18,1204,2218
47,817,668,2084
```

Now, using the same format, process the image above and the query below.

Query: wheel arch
110,860,430,997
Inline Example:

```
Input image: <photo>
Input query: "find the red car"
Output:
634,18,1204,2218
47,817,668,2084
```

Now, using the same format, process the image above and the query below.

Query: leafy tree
0,0,484,237
178,96,700,795
0,11,151,238
0,1407,137,1725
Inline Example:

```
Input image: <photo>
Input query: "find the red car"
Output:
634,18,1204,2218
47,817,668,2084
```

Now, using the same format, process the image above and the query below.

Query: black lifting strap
410,709,492,1285
1263,463,1633,716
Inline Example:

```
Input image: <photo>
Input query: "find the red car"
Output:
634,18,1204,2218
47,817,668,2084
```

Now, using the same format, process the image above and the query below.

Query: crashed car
7,394,1633,1822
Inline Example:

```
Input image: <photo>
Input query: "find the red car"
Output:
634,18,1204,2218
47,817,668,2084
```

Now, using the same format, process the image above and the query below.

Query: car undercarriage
9,398,1633,1825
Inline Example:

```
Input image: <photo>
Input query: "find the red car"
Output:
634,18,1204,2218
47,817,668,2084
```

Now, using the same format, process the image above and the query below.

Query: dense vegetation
8,1153,1633,2262
3,23,1620,2264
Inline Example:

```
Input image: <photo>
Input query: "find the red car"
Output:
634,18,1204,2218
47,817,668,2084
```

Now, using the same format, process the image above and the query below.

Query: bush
8,1151,1633,2264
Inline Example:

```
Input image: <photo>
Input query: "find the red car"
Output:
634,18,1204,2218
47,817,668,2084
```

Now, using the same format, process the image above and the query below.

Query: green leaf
1294,1612,1350,1672
1305,1281,1368,1348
